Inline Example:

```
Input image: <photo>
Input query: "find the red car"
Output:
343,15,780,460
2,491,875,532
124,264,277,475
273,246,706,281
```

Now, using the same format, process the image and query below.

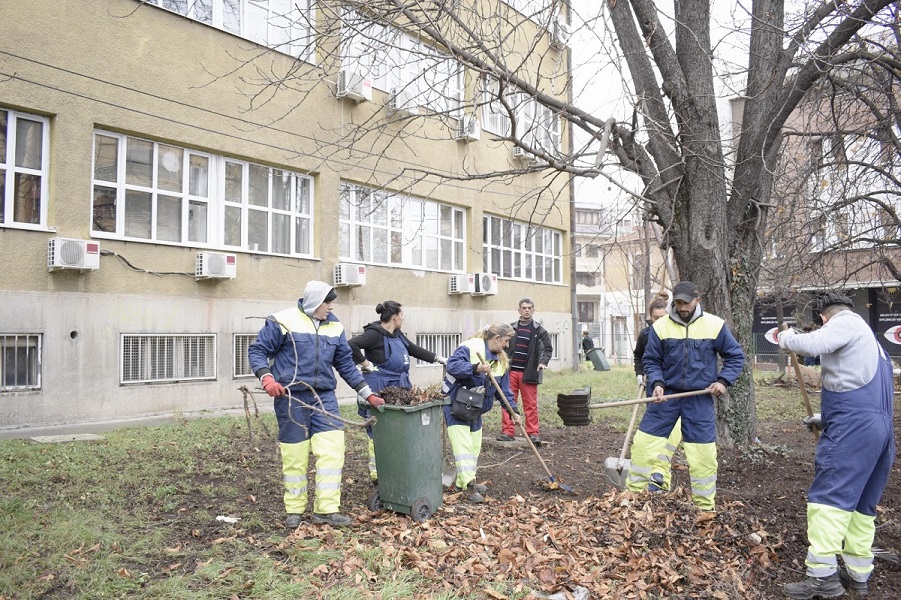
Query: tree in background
216,0,898,445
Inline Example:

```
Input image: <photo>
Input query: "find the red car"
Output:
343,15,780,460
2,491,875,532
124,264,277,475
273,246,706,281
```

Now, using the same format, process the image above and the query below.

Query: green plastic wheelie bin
366,398,448,522
586,348,611,371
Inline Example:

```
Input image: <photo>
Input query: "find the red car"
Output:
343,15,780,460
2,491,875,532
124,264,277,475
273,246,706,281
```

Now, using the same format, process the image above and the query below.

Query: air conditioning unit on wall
334,262,367,287
195,251,237,280
387,87,420,116
456,116,481,142
336,68,373,103
448,274,475,295
48,237,100,271
472,272,498,296
550,17,571,50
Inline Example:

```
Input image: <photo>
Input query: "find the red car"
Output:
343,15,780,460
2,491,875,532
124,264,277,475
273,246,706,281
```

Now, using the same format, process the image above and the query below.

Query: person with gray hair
442,322,520,503
778,292,895,598
248,280,383,530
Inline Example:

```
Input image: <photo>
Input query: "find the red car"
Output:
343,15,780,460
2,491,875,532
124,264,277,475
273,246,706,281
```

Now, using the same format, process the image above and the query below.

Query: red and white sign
883,325,901,345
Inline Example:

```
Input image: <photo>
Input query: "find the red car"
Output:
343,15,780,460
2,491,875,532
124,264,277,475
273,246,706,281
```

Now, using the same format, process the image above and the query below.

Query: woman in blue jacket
442,322,519,503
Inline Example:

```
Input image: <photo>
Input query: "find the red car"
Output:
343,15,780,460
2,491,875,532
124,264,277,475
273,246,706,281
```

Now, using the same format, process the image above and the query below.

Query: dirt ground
337,410,901,598
197,398,901,599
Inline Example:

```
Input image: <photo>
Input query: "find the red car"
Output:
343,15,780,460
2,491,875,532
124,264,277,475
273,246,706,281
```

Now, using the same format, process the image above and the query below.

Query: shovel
602,383,645,489
476,352,576,494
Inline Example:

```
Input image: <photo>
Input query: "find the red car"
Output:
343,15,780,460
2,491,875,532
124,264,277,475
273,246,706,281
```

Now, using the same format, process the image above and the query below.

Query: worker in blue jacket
778,292,895,599
442,322,519,503
626,281,744,510
248,280,383,530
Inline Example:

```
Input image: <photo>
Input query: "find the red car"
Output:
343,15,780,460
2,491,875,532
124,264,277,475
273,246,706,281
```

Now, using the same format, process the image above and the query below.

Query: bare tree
206,0,897,446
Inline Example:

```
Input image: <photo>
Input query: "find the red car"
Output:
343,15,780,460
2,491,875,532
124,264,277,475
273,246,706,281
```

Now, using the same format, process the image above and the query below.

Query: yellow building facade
0,0,573,431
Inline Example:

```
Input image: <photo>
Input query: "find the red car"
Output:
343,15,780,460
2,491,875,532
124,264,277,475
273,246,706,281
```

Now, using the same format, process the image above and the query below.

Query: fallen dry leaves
277,487,781,598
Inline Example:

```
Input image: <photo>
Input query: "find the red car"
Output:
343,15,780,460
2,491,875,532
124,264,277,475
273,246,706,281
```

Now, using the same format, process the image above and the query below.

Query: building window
92,132,314,256
121,334,216,384
0,109,50,230
1,334,41,391
233,334,257,378
577,302,595,323
576,272,596,287
480,77,561,154
341,12,463,115
547,333,559,360
339,184,465,271
145,0,314,61
413,333,462,367
483,215,562,283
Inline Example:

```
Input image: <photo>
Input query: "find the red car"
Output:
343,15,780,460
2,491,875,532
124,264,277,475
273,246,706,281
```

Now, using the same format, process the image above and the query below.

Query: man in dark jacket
497,298,553,445
626,281,744,510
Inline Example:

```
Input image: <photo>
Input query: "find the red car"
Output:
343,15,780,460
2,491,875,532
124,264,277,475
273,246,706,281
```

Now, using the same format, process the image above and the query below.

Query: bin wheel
367,488,384,513
410,497,432,522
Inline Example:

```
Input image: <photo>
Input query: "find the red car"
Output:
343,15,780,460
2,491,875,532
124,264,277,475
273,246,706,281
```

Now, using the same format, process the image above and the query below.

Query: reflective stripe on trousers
447,423,483,490
279,428,345,514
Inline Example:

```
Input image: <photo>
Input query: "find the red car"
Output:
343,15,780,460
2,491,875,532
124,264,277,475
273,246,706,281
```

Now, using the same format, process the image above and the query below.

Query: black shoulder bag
450,386,485,421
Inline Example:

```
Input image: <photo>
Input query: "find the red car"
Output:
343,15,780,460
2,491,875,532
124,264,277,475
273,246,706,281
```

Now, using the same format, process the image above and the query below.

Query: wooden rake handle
588,388,709,409
475,352,555,482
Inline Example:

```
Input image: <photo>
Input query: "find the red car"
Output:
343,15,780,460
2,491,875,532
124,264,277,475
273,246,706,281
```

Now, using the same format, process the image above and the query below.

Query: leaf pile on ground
380,385,445,407
275,487,780,598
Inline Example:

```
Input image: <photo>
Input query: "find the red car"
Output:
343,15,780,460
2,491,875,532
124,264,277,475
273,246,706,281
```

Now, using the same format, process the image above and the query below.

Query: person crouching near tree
442,322,519,503
248,280,384,530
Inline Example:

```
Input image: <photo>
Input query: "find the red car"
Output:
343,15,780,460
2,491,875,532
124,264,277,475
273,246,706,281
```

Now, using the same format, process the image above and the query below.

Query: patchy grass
0,368,806,598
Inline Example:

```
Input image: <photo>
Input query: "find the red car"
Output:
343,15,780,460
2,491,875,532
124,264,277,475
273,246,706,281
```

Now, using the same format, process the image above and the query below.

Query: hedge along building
0,0,575,432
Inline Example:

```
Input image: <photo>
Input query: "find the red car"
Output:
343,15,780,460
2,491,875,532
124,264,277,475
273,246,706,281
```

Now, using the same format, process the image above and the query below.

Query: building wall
0,0,573,431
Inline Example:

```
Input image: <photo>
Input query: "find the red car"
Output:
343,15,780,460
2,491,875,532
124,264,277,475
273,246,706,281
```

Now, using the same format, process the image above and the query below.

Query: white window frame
413,333,462,367
341,13,462,116
339,183,465,272
548,332,559,360
0,109,50,230
233,333,257,378
483,215,562,283
145,0,315,61
1,334,42,391
92,131,315,257
480,77,561,154
120,334,217,384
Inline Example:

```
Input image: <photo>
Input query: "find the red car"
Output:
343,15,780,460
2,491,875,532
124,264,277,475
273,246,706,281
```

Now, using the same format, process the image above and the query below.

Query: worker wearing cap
626,281,744,510
248,280,384,529
778,292,895,599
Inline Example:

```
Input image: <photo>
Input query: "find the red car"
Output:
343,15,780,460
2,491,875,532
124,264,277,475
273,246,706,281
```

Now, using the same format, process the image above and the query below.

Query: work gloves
366,394,385,409
802,413,822,430
260,374,286,398
435,355,448,365
636,374,645,387
357,385,385,411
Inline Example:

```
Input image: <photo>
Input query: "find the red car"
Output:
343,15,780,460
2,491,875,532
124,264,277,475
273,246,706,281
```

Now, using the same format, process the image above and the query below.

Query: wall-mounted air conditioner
48,237,101,271
472,272,498,296
336,68,373,103
550,18,571,50
195,251,237,280
512,145,529,160
387,87,420,116
448,274,475,295
456,116,481,142
334,262,367,287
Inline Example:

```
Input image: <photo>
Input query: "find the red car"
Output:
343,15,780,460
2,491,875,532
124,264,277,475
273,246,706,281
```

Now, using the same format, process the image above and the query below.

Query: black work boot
838,568,868,596
285,513,303,529
311,512,352,527
783,573,845,599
